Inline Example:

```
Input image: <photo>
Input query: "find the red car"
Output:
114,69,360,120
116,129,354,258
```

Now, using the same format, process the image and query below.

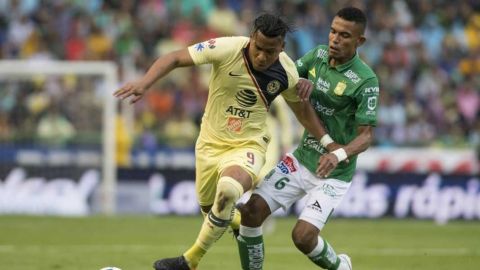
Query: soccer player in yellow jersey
115,13,337,270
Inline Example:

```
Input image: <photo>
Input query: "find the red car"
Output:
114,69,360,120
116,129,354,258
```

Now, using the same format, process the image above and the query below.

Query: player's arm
316,125,374,177
114,48,194,104
293,47,338,150
316,77,379,177
285,100,329,141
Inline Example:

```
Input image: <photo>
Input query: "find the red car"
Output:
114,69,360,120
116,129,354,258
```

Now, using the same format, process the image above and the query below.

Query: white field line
0,245,478,256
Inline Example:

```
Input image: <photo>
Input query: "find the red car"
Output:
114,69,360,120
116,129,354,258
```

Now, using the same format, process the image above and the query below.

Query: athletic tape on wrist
320,134,334,148
332,148,347,162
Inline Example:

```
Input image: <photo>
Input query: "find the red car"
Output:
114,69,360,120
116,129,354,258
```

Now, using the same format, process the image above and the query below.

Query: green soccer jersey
293,45,379,182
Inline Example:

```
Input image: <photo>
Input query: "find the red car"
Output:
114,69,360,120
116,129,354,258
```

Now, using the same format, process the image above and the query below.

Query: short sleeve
280,52,301,103
295,47,318,78
354,78,380,126
187,37,241,65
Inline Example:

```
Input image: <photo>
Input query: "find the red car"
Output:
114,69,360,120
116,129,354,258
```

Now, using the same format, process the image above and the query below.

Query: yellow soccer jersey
187,36,300,148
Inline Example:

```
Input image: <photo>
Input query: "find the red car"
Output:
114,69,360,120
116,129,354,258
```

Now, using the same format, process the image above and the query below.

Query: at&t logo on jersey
277,156,297,174
226,106,252,118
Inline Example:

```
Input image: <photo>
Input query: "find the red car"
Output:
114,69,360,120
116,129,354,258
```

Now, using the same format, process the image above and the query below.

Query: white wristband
320,134,334,148
332,148,348,162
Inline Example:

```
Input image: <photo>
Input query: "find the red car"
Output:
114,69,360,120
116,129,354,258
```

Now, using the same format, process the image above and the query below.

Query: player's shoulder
214,36,249,49
298,44,328,61
279,52,299,81
351,56,377,81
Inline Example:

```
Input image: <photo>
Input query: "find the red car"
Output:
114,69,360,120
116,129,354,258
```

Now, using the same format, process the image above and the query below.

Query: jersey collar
325,52,359,72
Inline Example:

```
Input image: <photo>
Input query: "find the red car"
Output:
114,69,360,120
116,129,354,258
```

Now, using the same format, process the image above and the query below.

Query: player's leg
182,147,264,269
154,140,220,270
292,178,351,270
237,154,306,270
236,193,274,270
183,166,249,269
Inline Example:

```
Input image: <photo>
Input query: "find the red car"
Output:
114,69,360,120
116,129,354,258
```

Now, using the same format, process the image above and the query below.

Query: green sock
236,226,264,270
308,237,340,270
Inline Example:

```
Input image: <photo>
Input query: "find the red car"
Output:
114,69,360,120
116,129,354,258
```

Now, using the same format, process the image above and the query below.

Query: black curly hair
252,13,292,38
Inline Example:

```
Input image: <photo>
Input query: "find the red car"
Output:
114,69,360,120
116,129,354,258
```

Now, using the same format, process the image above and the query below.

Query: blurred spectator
36,105,76,147
86,24,112,60
115,112,133,167
0,112,12,141
162,106,199,149
207,0,239,35
0,0,479,155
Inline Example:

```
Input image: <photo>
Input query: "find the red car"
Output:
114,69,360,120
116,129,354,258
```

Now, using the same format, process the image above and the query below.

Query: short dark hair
336,7,367,33
252,13,292,38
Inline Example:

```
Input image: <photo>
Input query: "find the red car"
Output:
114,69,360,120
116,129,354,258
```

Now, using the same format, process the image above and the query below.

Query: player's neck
329,54,355,67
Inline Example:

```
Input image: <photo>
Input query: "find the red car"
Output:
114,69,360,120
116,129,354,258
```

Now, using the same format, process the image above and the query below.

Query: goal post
0,60,118,215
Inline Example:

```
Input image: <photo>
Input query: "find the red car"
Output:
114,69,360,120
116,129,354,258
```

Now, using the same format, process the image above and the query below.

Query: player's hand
316,153,339,178
114,81,148,104
296,78,313,102
325,143,350,164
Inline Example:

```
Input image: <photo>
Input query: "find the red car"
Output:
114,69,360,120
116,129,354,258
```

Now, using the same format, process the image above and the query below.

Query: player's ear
356,35,366,48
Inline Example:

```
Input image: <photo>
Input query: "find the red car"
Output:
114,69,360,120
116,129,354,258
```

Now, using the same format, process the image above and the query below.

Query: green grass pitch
0,215,479,270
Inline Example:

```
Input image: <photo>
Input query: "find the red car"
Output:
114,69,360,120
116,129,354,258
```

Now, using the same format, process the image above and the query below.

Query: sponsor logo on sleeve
194,43,205,52
207,39,216,49
366,96,378,115
364,86,379,94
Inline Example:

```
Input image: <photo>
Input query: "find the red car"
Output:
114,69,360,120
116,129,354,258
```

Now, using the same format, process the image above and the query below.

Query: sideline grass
0,215,479,269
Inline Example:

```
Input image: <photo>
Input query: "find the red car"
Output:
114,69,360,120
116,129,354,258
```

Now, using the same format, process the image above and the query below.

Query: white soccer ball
100,267,122,270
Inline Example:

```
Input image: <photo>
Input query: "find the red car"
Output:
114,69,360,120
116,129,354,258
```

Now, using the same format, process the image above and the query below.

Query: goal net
0,60,117,215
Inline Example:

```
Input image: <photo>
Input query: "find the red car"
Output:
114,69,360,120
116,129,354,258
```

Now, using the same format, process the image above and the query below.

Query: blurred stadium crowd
0,0,479,154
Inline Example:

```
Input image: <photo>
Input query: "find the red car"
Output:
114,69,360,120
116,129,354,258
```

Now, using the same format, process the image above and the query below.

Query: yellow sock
183,177,243,269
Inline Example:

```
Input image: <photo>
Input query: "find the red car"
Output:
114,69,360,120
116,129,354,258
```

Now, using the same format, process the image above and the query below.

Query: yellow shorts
195,139,266,207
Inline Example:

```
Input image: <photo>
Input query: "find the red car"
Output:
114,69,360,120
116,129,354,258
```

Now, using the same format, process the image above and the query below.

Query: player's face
249,31,284,71
328,16,365,63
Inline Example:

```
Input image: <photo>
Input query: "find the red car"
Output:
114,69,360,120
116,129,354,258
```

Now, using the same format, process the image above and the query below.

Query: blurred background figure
0,0,477,154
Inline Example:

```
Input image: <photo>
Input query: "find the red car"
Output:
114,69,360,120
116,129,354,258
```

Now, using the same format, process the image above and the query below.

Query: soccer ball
100,267,121,270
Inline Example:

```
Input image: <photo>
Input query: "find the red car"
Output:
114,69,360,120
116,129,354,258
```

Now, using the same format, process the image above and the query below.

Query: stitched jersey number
247,152,255,165
275,177,290,190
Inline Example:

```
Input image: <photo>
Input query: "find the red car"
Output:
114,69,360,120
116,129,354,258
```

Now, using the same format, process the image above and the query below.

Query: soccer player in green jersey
236,7,379,270
115,13,334,270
